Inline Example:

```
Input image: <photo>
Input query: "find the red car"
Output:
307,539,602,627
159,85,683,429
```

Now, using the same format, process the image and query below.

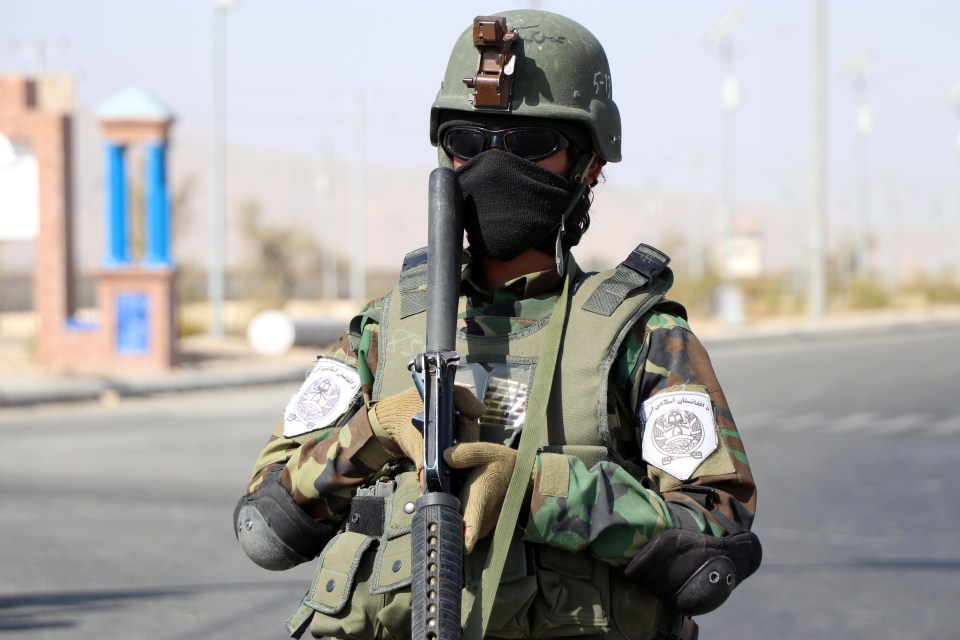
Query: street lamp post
946,79,960,278
314,171,337,300
882,174,898,294
808,0,828,318
209,0,237,337
349,91,366,303
705,6,745,324
689,144,705,281
843,48,874,281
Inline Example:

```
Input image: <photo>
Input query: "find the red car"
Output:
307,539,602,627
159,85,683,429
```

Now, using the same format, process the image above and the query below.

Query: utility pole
705,5,745,324
315,139,338,300
882,173,898,294
5,37,68,77
808,0,828,318
209,0,237,337
843,48,874,280
32,40,46,76
349,91,366,302
689,144,705,280
945,79,960,278
642,182,662,248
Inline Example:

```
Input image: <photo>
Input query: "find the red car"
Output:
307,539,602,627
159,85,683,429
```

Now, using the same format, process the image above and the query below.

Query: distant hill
4,108,948,306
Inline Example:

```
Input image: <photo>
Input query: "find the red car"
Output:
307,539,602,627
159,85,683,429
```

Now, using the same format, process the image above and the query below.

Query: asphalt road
698,323,960,639
1,323,958,639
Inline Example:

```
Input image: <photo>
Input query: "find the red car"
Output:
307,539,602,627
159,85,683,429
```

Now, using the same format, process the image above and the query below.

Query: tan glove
370,386,424,465
443,442,534,554
371,385,487,469
451,385,486,442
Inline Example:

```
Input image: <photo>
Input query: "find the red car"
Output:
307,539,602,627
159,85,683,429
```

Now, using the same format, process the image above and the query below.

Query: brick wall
1,75,177,373
0,76,75,368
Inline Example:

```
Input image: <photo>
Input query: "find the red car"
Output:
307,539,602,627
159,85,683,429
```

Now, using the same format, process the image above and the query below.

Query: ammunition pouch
285,472,420,640
286,470,695,640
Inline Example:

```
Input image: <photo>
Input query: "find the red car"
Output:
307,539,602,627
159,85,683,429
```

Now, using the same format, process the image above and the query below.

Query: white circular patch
283,357,362,437
640,390,718,481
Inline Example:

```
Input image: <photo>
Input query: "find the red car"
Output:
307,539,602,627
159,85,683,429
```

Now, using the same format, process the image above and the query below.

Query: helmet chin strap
554,151,599,276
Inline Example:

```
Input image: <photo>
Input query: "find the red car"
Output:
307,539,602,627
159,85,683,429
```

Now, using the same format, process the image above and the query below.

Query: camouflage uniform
238,10,759,639
243,259,757,637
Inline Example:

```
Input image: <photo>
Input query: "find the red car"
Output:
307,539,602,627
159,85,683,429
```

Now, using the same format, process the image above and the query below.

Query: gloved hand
371,386,487,469
370,386,425,464
443,442,533,553
450,385,487,443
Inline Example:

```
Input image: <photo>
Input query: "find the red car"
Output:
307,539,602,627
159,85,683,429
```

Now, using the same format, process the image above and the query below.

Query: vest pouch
604,570,674,640
530,544,611,637
298,472,421,640
304,539,413,640
287,530,376,639
462,531,538,639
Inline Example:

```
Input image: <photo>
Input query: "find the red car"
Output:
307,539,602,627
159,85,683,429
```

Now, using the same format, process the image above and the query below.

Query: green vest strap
347,307,384,353
466,253,577,640
581,244,671,316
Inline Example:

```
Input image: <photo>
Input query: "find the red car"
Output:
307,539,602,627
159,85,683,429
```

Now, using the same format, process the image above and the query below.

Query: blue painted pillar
144,142,171,266
105,143,130,265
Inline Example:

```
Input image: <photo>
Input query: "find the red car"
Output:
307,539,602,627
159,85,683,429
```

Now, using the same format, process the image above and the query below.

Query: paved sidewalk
0,335,318,408
2,305,959,408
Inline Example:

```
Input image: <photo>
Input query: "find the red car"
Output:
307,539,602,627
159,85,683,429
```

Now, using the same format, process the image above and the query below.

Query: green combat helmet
430,10,622,165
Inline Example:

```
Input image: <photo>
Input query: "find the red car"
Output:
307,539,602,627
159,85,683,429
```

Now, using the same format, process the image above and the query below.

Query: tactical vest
287,245,696,640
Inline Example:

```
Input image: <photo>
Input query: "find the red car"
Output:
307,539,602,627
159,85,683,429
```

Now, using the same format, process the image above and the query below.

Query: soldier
234,10,761,640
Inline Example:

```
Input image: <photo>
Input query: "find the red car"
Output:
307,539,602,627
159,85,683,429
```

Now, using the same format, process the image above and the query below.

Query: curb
0,365,308,409
695,313,960,347
3,310,959,410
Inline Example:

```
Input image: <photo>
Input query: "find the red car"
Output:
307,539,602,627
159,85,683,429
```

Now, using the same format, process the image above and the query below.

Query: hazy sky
4,0,960,223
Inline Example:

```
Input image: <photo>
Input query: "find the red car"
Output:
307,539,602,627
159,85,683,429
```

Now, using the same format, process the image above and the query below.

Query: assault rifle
408,167,465,640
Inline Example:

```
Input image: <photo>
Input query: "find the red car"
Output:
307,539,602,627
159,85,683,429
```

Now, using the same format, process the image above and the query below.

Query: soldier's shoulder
641,306,692,333
350,296,388,330
359,295,387,314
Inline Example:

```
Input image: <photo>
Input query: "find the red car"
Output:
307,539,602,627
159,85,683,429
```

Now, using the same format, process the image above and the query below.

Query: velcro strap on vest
344,496,386,537
399,247,429,318
539,444,609,470
582,244,671,316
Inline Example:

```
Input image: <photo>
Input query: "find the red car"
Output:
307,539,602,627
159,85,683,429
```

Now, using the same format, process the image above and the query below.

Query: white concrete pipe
246,310,345,355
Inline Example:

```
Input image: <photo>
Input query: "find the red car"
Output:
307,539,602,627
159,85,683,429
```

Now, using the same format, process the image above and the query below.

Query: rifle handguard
411,492,464,640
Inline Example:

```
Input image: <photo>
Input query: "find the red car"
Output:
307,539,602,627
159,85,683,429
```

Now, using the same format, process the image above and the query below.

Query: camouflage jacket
245,260,757,566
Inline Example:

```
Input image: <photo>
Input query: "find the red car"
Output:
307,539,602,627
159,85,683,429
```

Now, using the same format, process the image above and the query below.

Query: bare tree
238,197,321,307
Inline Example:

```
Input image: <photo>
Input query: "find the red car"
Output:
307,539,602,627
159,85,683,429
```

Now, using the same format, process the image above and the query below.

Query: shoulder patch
283,357,362,438
640,390,718,481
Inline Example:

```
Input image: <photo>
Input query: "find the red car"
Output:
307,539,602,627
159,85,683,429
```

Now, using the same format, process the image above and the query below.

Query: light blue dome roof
95,86,173,121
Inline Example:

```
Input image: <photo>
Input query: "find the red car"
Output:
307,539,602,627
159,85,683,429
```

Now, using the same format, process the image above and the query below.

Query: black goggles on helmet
441,125,570,161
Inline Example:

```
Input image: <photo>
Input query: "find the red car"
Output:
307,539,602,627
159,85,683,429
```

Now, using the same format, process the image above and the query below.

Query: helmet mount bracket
462,16,517,110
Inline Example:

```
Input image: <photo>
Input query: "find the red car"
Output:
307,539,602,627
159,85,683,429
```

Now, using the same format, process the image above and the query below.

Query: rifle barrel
426,168,464,353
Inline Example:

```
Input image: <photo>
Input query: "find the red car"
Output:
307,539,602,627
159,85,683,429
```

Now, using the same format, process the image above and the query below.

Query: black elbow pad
624,527,762,616
233,469,334,571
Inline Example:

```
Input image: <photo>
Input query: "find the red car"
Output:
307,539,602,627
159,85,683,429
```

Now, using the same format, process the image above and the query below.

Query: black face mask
455,151,580,262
